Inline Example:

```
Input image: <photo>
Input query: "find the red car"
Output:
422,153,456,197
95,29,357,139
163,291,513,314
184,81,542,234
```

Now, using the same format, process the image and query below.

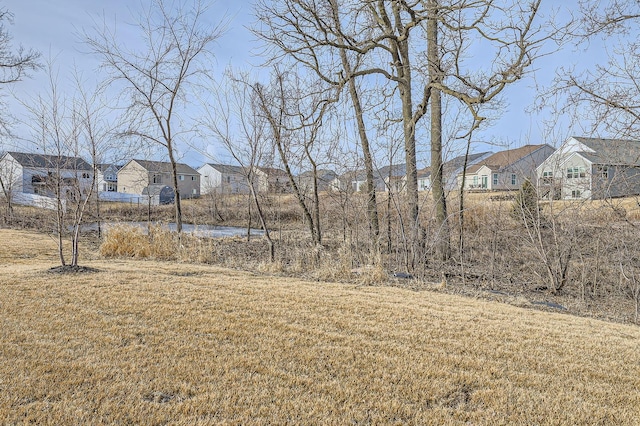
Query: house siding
1,153,94,198
199,164,248,195
118,160,200,199
561,154,591,199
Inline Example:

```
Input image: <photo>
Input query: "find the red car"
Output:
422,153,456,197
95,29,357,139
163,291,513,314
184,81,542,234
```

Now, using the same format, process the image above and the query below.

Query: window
191,176,196,181
571,190,582,198
597,166,609,179
192,188,197,194
481,175,488,188
179,175,184,181
542,170,553,178
567,167,586,179
472,176,478,187
492,173,498,185
511,174,517,185
227,176,231,183
82,173,90,179
153,175,161,184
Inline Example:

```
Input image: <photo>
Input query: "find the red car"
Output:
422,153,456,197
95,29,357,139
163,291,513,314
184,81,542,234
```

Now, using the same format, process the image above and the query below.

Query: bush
511,179,540,227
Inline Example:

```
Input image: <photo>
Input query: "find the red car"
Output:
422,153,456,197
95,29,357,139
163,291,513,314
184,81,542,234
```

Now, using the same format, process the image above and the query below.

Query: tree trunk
427,0,451,261
168,146,183,233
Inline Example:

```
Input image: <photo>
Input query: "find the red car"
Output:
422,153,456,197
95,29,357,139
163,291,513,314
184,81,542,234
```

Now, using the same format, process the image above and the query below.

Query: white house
459,145,555,191
0,151,94,198
537,136,640,200
417,151,493,192
296,169,338,194
198,163,249,194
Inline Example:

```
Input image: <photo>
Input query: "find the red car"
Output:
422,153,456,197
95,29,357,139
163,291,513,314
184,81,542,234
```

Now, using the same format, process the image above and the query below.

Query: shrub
511,179,540,227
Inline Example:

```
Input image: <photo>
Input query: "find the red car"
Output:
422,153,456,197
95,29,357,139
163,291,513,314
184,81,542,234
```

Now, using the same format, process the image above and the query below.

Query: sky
0,0,611,169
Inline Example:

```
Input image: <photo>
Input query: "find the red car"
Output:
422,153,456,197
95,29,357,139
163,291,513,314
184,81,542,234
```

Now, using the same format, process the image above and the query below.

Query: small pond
87,222,265,238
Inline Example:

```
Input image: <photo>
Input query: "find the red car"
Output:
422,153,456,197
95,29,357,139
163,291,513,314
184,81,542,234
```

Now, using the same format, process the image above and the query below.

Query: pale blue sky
1,0,610,168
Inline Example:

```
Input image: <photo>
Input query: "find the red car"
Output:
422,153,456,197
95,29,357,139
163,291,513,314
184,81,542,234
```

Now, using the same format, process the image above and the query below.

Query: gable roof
465,145,546,174
376,163,406,179
298,169,338,180
418,152,493,179
6,151,92,171
572,137,640,166
255,166,288,177
96,163,122,173
129,159,199,175
202,163,245,175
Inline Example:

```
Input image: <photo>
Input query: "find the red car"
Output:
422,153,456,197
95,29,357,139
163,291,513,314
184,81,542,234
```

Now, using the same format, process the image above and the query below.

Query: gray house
537,136,640,200
96,163,121,192
297,169,338,193
0,151,93,198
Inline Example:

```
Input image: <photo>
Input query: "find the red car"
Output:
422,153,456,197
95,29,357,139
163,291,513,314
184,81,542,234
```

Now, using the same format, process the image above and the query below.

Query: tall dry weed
99,224,152,258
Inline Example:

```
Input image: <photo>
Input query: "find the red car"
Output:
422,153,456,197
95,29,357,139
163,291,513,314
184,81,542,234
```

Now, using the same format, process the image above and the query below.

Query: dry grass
1,229,640,424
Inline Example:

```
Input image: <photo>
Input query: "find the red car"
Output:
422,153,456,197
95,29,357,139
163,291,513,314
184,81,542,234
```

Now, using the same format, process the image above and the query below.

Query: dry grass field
1,229,640,424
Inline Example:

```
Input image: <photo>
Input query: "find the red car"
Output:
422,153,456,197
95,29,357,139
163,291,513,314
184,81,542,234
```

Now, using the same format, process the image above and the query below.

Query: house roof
376,164,406,179
6,151,92,171
465,145,546,174
417,152,492,179
298,169,338,181
572,137,640,166
130,159,199,175
96,163,122,173
255,166,289,177
203,163,245,175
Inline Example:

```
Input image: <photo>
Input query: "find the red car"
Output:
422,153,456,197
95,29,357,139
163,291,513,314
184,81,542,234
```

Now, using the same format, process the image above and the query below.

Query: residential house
330,165,406,193
95,163,120,192
117,159,200,199
296,169,338,193
198,163,248,194
0,151,93,198
417,152,493,191
537,136,640,200
459,145,555,191
376,164,406,192
253,166,290,193
328,170,362,193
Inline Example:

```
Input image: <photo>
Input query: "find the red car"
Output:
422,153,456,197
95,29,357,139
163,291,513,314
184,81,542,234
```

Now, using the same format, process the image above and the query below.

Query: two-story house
537,136,640,200
117,159,200,199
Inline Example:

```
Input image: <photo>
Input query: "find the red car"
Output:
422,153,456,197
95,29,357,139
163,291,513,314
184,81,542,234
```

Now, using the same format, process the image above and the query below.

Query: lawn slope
0,229,639,425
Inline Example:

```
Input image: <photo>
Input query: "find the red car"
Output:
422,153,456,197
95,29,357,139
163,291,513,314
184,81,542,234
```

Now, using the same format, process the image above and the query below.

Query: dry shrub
257,259,285,274
100,224,205,261
313,242,355,281
354,262,388,286
99,224,151,258
177,233,215,264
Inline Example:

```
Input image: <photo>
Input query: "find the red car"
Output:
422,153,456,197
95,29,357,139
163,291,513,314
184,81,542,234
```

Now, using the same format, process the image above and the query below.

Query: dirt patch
48,265,101,274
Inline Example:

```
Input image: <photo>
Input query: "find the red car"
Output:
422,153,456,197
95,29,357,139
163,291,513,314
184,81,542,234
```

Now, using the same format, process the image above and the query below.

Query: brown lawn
0,229,639,425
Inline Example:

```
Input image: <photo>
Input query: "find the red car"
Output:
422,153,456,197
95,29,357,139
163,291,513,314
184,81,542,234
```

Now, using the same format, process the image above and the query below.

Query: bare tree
252,67,335,246
0,7,40,134
0,7,40,212
85,0,226,233
20,62,98,267
202,71,276,261
254,0,382,249
0,150,20,222
548,1,640,139
255,0,557,265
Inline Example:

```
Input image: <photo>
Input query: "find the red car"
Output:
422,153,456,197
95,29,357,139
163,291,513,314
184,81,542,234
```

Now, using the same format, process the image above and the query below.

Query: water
86,222,264,238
